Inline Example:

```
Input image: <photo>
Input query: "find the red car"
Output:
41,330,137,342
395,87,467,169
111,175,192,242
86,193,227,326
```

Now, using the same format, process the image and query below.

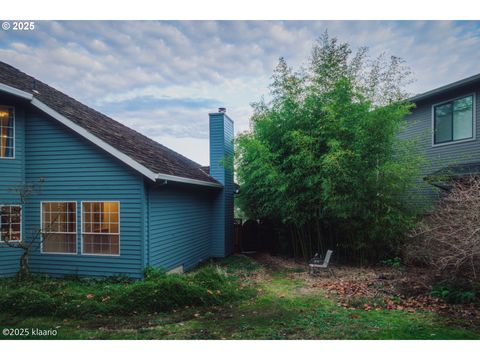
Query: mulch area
246,253,480,323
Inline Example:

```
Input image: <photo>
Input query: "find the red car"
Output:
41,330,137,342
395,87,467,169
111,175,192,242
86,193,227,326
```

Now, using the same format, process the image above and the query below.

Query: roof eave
155,173,223,188
0,83,33,100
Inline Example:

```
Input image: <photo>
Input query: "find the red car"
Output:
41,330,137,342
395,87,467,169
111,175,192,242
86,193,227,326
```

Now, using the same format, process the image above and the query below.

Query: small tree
1,179,57,280
409,176,480,283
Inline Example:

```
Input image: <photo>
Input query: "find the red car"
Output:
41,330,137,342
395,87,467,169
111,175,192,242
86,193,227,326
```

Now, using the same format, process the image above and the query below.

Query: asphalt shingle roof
0,61,219,185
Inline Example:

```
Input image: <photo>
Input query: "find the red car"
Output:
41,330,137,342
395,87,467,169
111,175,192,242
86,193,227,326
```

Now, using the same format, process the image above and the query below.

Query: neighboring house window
434,95,474,144
82,202,120,256
0,106,14,158
0,205,21,242
41,202,77,254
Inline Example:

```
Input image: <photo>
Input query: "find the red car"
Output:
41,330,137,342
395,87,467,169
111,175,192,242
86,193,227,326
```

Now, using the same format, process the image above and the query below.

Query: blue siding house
0,62,234,278
401,73,480,206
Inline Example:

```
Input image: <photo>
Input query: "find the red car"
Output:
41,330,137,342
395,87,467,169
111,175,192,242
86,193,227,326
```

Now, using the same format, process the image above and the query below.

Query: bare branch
408,176,480,282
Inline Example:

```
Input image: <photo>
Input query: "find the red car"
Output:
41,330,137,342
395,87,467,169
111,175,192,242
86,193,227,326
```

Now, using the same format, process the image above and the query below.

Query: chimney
209,108,234,257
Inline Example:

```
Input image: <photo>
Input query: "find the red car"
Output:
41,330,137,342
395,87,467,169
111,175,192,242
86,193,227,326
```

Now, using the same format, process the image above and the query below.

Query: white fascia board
0,83,34,100
155,173,223,188
31,98,158,182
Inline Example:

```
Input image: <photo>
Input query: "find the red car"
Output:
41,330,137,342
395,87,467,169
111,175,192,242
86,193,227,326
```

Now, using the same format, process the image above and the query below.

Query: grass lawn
1,255,479,340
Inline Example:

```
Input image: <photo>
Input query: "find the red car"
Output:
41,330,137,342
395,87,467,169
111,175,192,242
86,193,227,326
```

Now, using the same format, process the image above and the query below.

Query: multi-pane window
41,202,77,254
0,106,14,158
82,202,120,255
434,95,474,144
0,205,21,242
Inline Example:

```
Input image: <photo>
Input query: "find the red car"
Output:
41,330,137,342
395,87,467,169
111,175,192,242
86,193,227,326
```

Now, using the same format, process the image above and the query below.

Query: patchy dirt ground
2,253,479,339
249,253,480,326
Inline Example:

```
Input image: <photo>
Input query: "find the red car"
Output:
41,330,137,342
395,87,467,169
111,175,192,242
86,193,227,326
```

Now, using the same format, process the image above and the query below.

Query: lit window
82,202,120,255
0,106,14,158
434,95,474,144
41,202,77,254
0,205,21,242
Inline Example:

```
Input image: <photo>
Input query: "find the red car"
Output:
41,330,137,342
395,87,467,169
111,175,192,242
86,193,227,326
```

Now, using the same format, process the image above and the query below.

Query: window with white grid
0,205,21,242
0,106,15,158
41,202,77,254
82,202,120,255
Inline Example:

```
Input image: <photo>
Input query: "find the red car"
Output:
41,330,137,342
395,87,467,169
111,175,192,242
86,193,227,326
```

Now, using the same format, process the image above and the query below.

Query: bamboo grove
235,33,425,263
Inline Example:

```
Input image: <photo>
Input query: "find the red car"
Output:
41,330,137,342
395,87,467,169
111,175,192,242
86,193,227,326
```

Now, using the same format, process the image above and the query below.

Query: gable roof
0,61,221,187
410,72,480,103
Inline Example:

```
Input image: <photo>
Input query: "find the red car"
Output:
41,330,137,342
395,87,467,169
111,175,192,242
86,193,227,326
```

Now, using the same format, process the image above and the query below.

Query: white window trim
0,105,15,160
431,92,477,147
40,201,78,255
80,201,121,257
0,204,22,243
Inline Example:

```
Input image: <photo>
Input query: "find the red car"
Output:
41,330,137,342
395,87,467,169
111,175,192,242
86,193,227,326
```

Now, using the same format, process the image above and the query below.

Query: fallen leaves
252,253,480,322
326,278,457,312
322,281,373,297
306,266,478,319
362,304,372,311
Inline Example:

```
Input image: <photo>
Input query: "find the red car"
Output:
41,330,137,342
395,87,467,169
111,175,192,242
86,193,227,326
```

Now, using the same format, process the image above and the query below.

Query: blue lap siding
209,113,234,257
0,95,26,276
21,107,145,278
147,183,214,272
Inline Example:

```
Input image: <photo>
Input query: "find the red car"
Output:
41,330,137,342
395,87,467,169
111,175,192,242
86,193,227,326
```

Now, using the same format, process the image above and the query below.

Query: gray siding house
402,73,480,205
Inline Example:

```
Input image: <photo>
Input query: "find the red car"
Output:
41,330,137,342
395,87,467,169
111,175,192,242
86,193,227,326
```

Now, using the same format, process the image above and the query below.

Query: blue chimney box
209,109,234,257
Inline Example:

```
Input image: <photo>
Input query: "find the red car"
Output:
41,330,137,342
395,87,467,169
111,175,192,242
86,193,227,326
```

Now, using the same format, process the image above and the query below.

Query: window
434,95,474,144
41,202,77,254
82,202,120,255
0,205,21,242
0,106,14,158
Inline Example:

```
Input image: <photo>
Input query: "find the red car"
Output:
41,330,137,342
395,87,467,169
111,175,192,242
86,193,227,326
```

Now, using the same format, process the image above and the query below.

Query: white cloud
1,21,479,162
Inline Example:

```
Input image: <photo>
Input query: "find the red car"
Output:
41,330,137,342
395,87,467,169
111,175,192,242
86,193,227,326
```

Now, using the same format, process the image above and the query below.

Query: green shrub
192,265,252,303
111,266,252,314
104,274,134,284
144,266,167,281
0,288,58,316
56,298,115,317
429,283,477,304
192,266,228,289
0,264,254,318
380,257,403,270
117,276,208,313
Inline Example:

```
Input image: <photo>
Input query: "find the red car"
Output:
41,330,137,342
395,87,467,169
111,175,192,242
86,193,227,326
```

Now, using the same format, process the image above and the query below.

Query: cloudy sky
1,21,479,164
